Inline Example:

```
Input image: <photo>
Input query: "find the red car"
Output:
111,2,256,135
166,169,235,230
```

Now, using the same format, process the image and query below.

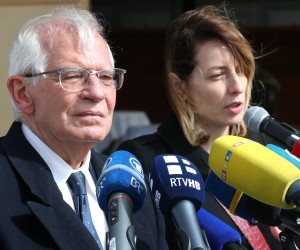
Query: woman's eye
210,73,224,80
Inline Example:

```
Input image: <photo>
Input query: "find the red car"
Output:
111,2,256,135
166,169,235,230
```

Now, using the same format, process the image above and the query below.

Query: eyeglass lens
59,69,124,91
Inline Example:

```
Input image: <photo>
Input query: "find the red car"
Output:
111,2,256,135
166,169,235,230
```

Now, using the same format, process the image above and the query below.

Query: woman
118,5,282,249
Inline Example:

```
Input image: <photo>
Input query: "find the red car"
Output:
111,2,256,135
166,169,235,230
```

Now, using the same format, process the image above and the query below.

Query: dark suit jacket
118,112,283,250
0,121,168,250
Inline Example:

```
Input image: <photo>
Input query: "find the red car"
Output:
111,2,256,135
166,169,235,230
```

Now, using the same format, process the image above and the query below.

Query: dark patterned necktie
67,171,103,249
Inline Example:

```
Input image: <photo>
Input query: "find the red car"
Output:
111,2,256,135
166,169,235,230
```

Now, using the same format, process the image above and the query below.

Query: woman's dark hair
164,4,255,145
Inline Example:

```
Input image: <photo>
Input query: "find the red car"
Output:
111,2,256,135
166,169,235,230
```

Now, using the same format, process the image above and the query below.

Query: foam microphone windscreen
206,171,255,222
149,154,205,215
197,208,242,250
209,135,300,209
207,171,282,226
96,150,147,213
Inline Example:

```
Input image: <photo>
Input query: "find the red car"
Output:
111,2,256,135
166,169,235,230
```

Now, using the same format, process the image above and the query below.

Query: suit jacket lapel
1,122,99,249
90,150,107,180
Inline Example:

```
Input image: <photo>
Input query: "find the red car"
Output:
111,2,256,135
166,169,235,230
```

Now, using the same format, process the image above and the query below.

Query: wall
0,0,89,136
91,0,300,129
108,28,300,129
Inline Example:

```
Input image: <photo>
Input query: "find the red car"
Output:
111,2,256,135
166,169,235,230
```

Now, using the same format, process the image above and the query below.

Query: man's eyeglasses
24,68,126,91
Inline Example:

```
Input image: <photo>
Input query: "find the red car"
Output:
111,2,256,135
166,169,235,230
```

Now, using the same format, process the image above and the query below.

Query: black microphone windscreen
150,154,205,215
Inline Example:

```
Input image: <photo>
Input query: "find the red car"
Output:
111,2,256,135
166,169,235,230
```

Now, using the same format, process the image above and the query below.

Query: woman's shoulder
118,133,163,149
118,133,170,175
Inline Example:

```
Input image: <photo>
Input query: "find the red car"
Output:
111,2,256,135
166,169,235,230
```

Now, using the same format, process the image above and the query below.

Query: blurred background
1,0,300,136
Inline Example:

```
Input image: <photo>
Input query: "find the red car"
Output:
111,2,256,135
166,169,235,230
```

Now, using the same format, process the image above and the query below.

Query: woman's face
182,40,248,131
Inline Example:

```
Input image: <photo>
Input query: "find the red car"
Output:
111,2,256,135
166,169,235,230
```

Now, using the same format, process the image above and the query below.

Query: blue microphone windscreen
207,168,281,226
197,208,242,250
96,150,147,213
149,154,205,215
206,171,254,221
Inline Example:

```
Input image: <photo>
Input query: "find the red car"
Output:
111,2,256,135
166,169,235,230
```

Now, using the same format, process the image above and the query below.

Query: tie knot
67,171,87,196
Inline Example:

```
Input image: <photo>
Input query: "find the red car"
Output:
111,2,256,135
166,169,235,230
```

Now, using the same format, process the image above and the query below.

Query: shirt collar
21,123,91,184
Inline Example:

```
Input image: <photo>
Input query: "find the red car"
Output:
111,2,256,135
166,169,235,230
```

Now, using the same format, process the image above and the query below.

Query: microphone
267,143,300,169
197,208,246,250
208,135,300,209
245,143,300,227
149,154,210,250
96,150,147,250
208,142,300,227
244,106,300,151
206,171,281,226
292,140,300,159
206,170,259,222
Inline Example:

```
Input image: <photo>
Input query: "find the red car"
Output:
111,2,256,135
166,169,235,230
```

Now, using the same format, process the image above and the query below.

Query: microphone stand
278,209,300,250
279,227,300,250
280,144,300,249
172,201,211,250
176,227,210,250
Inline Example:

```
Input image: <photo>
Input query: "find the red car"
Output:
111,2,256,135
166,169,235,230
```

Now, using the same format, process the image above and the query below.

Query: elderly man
0,5,167,250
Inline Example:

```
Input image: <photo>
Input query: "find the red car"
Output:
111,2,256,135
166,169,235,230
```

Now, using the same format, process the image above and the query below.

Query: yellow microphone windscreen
209,135,300,209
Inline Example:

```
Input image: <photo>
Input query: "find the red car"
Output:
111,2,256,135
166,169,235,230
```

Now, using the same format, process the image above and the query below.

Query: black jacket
118,111,283,250
0,121,168,250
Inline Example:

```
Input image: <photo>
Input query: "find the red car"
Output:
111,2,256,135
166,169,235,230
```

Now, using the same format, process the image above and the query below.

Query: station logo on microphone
129,157,144,178
163,155,201,190
222,150,232,181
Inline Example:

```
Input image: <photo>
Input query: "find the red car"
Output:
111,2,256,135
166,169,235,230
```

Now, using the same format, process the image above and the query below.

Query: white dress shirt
22,123,108,249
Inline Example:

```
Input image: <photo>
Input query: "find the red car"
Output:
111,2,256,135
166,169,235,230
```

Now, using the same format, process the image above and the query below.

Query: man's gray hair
8,4,114,120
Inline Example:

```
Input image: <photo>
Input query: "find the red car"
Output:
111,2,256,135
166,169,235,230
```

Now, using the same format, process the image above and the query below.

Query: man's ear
168,72,187,97
7,76,34,115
